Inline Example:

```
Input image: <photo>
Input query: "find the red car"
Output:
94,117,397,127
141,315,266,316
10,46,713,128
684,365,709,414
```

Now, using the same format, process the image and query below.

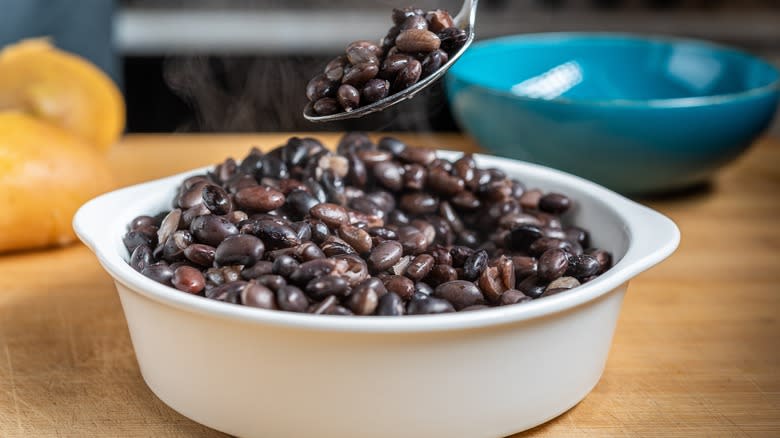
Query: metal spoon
304,0,479,123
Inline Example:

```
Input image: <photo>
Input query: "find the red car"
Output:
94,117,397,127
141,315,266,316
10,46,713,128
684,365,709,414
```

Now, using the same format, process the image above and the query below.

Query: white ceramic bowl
74,151,679,438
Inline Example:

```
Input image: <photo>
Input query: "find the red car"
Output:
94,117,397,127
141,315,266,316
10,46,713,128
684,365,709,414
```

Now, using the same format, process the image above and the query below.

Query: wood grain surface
0,133,778,437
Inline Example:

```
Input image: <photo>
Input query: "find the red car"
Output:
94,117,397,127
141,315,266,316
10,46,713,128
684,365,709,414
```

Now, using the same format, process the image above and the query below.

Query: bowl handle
618,202,680,277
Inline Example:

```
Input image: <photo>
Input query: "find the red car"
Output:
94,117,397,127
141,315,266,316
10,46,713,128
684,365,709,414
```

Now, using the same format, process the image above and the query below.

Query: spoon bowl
304,0,478,123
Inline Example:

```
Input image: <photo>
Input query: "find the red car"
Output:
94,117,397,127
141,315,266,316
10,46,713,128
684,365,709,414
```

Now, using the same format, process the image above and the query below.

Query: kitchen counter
0,133,778,437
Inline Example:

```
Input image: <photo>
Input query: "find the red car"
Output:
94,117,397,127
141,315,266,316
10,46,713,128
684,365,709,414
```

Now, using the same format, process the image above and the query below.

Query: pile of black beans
123,133,612,316
305,6,468,116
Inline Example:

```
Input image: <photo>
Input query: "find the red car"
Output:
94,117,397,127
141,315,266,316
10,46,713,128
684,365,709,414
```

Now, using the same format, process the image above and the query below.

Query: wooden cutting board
0,133,778,437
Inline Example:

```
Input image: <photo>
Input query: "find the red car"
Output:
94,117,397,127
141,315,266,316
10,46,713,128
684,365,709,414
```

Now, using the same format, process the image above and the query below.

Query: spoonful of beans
303,1,478,122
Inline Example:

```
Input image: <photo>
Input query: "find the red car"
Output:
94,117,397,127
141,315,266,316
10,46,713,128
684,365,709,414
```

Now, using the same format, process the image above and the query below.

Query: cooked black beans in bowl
305,6,468,116
123,133,612,316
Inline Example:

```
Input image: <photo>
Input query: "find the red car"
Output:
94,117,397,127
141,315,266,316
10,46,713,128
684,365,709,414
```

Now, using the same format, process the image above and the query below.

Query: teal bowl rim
446,32,780,108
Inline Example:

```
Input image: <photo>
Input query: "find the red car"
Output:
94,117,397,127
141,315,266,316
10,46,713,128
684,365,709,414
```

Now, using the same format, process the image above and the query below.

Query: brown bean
241,282,278,309
368,240,404,272
395,29,441,53
433,280,484,310
383,275,415,300
343,62,379,87
235,186,286,213
426,9,454,33
172,266,205,294
405,254,434,281
310,203,349,228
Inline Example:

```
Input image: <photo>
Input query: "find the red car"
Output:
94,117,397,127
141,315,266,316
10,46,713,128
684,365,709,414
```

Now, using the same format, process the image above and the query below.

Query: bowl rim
446,31,780,108
73,151,679,333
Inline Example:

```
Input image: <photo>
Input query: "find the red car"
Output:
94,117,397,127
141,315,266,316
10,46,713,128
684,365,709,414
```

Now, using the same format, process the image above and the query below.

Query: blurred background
2,0,779,134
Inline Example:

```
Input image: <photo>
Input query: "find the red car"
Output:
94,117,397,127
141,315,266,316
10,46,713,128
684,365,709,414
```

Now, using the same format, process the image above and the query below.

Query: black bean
402,164,426,191
312,98,341,116
399,192,438,215
539,193,572,215
241,282,278,309
235,186,285,213
392,7,424,25
377,137,407,156
586,249,613,274
343,62,379,87
425,264,458,287
517,275,547,299
400,14,428,31
332,253,369,286
254,274,287,292
201,184,232,215
426,9,454,33
421,49,449,77
306,275,350,300
276,285,309,312
306,74,337,102
190,215,238,247
396,29,440,53
379,54,412,80
438,27,467,53
289,259,337,286
407,297,455,315
243,219,300,249
214,234,264,267
478,266,505,303
337,84,361,112
433,280,484,310
207,281,246,303
500,289,532,306
172,266,205,294
324,55,348,81
310,203,349,228
360,78,390,105
123,229,155,253
538,249,569,281
393,59,422,91
272,254,299,278
505,225,544,252
141,262,174,285
383,275,415,301
240,260,274,279
406,254,434,281
463,249,488,281
353,277,388,299
338,223,373,254
130,245,153,271
566,254,601,279
373,161,404,192
376,292,405,316
346,42,380,65
368,240,404,272
347,284,379,315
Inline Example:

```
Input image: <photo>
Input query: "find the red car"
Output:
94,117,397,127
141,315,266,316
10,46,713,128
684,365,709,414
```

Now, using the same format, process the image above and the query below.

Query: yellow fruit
0,38,124,152
0,111,114,253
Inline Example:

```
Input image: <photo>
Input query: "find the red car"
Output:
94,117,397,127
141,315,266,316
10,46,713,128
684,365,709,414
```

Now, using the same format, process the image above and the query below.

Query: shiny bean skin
190,215,238,247
172,266,205,294
368,240,404,273
395,29,440,53
405,254,434,281
310,203,349,228
235,186,286,213
215,234,265,267
241,282,278,309
407,297,455,315
276,285,309,312
538,249,569,281
127,132,613,316
361,79,390,104
383,275,415,300
433,280,485,310
376,292,405,316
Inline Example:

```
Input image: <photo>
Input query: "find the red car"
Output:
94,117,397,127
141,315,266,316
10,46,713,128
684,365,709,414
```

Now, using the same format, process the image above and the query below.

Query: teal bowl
445,33,780,194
